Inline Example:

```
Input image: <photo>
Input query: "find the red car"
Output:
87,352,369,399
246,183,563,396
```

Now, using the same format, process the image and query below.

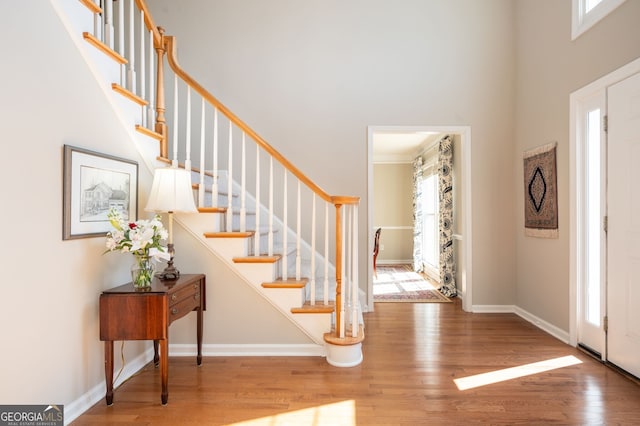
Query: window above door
572,0,627,40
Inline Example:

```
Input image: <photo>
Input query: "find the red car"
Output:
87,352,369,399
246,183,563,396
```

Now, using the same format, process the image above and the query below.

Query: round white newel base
325,342,363,367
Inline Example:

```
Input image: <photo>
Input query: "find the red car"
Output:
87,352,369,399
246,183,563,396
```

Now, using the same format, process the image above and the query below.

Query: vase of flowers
105,208,169,288
130,253,155,288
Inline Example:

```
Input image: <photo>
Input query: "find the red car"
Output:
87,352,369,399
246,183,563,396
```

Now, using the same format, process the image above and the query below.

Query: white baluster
127,0,136,93
240,133,246,233
268,157,274,256
351,205,359,337
117,0,124,86
310,194,316,305
296,181,301,280
339,208,346,338
226,125,233,232
105,0,113,49
211,108,219,208
345,204,352,325
139,9,146,127
282,171,288,280
93,1,102,44
172,75,178,167
198,98,206,208
324,202,329,305
254,144,261,256
147,29,155,129
184,87,192,171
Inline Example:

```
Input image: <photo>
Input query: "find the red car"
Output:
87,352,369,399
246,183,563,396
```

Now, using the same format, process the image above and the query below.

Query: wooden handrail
331,196,360,205
163,36,358,206
134,0,161,48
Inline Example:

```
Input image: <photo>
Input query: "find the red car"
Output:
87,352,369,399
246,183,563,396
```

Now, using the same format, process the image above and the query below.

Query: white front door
607,71,640,378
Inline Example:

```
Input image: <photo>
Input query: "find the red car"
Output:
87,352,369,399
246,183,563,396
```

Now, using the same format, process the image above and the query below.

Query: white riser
263,288,306,312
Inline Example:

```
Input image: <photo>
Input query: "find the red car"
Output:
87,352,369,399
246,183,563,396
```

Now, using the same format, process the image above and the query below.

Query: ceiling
372,130,443,163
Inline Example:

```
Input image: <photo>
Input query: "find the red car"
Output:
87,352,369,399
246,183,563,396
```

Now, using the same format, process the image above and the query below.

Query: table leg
160,338,169,405
104,341,114,405
153,340,160,367
197,306,203,366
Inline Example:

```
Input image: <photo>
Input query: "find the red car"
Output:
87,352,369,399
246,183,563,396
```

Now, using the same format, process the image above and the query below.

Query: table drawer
169,282,201,306
169,291,201,322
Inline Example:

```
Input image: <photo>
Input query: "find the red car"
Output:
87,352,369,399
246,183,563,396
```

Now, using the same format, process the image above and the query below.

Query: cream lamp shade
145,167,197,214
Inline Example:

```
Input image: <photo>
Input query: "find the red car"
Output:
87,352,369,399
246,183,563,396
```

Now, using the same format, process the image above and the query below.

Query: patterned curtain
438,135,457,297
412,156,423,272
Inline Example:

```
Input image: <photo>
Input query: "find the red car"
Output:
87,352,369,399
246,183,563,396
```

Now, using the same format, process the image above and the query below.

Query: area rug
373,265,451,303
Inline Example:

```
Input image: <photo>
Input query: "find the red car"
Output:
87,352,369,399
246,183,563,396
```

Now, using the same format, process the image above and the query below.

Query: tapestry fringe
525,227,559,239
523,141,557,159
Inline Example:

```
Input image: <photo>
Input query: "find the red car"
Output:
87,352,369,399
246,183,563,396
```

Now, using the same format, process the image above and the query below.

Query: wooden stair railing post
154,27,168,158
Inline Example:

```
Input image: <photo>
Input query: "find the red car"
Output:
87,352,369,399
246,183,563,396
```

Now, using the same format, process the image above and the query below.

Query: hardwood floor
72,299,640,425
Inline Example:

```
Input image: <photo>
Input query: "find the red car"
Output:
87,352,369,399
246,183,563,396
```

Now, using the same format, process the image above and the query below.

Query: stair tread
135,125,163,141
82,32,127,65
204,231,254,238
262,278,308,289
198,207,227,214
291,301,335,314
112,83,148,106
80,0,102,14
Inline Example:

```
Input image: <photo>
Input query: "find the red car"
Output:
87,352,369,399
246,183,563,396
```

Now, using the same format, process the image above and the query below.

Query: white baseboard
64,347,154,425
472,304,516,313
472,304,570,344
170,343,326,357
513,306,570,344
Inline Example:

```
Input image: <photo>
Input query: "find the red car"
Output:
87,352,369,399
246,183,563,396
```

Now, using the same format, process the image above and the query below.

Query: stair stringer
177,212,332,347
53,0,337,352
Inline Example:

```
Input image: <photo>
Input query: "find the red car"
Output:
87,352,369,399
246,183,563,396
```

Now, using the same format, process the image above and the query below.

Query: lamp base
158,243,180,280
157,268,180,281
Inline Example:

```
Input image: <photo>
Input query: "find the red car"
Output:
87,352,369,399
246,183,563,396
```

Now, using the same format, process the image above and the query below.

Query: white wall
0,0,311,414
514,0,640,330
0,0,152,407
373,163,413,263
149,0,519,306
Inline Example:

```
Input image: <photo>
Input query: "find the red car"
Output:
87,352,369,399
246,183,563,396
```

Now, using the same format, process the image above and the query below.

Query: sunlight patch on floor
454,355,583,391
228,400,356,426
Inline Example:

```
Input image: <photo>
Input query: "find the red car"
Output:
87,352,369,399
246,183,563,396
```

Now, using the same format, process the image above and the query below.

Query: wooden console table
99,274,206,405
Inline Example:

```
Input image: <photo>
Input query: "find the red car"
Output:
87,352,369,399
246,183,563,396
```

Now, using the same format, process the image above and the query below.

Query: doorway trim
569,56,640,347
367,125,473,312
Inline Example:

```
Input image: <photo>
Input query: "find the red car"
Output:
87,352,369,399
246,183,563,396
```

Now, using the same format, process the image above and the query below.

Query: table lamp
145,166,197,280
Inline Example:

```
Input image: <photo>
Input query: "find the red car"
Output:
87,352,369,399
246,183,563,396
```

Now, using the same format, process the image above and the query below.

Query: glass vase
131,254,155,288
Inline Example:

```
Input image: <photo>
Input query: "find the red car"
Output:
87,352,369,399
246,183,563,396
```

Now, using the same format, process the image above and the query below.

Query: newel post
154,27,168,158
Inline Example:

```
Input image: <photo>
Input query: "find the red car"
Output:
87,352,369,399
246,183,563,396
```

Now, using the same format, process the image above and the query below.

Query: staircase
53,0,364,367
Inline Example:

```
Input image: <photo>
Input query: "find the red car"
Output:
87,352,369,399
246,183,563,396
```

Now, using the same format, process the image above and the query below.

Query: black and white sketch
63,145,138,240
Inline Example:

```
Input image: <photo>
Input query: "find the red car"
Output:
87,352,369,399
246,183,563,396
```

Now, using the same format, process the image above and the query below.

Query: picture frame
63,145,138,240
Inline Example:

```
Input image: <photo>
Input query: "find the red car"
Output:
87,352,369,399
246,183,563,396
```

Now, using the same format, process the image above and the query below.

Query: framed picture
63,145,138,240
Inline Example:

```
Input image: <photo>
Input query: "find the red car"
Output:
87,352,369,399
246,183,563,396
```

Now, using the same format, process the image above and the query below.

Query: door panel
607,71,640,378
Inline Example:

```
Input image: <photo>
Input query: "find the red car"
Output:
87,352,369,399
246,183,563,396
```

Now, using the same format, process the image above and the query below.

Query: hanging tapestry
412,156,423,272
523,142,558,238
438,135,457,297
